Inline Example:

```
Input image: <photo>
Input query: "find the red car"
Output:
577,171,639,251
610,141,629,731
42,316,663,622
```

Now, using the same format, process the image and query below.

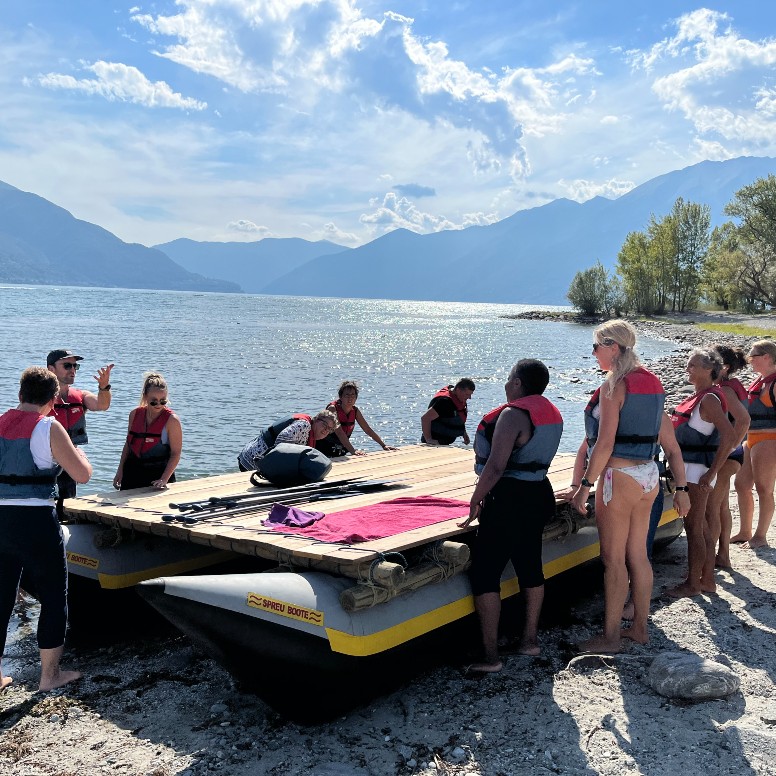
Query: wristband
674,485,689,492
580,477,594,488
99,384,112,391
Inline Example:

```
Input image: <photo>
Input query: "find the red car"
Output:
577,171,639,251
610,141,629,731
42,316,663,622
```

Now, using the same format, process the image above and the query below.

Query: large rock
648,652,740,700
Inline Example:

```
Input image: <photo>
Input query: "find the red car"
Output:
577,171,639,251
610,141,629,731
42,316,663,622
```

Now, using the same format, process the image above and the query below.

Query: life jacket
127,406,173,462
262,414,315,448
584,368,664,461
719,377,747,403
328,400,356,438
0,410,60,500
428,386,468,442
747,372,776,430
50,388,88,445
474,395,563,481
671,387,728,465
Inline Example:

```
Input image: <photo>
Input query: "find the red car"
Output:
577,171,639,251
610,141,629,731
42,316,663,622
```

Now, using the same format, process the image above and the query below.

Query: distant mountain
155,237,348,294
261,156,776,305
0,182,239,293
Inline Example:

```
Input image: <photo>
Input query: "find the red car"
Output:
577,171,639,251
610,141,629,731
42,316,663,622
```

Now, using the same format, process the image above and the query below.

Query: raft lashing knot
363,551,408,588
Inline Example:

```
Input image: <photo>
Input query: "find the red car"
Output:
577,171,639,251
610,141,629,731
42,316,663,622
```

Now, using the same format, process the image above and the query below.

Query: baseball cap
47,349,84,366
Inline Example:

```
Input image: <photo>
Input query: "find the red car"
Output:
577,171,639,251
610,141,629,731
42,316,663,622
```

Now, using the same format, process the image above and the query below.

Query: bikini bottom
745,430,776,450
602,460,659,506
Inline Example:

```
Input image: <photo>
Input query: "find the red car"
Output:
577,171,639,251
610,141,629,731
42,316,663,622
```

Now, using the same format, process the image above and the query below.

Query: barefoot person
708,344,750,568
113,373,182,491
733,340,776,549
460,360,563,671
0,367,92,692
668,348,736,598
315,381,397,457
571,321,674,653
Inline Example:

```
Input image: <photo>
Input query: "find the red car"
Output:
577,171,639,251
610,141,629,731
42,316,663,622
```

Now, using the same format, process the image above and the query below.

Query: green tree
616,230,659,313
672,197,711,312
724,174,776,308
701,224,746,310
567,261,614,315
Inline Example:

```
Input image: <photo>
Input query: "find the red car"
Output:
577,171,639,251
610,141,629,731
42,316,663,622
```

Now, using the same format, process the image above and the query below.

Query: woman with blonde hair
572,320,689,653
114,373,182,491
733,339,776,549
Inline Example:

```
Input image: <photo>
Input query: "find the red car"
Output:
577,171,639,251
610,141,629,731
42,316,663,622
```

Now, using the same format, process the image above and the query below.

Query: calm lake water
0,285,674,491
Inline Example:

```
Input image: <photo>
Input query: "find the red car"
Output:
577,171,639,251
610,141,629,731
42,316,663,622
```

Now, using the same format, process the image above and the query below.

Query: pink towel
269,496,469,543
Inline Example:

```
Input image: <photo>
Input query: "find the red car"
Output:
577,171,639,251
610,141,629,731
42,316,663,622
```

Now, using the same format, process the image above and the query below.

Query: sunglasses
60,362,80,371
148,399,168,406
592,339,616,352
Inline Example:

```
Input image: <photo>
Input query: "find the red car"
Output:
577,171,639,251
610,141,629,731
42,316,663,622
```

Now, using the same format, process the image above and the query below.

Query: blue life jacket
474,395,563,481
671,387,728,466
0,409,60,500
584,367,664,461
747,373,776,430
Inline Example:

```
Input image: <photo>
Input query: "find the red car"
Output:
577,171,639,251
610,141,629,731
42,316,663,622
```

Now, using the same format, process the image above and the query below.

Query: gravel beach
1,313,775,776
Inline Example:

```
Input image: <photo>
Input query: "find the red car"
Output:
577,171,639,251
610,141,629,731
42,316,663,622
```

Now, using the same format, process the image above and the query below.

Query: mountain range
2,156,775,302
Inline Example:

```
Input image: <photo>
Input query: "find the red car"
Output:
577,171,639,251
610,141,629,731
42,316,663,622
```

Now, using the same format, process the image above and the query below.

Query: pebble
648,652,740,700
209,703,228,715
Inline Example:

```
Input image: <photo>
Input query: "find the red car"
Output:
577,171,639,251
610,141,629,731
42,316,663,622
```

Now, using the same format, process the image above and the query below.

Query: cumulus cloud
128,1,601,181
558,178,636,202
393,183,436,198
320,221,359,245
227,219,274,237
359,191,497,236
626,9,776,145
35,61,206,110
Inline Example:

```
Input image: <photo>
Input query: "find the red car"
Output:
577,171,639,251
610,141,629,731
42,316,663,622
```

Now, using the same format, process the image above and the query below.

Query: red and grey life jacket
747,372,776,430
50,388,88,445
429,386,468,442
718,377,748,424
0,409,60,500
584,368,664,461
328,400,356,438
474,395,563,481
262,414,315,448
671,387,728,465
127,406,173,463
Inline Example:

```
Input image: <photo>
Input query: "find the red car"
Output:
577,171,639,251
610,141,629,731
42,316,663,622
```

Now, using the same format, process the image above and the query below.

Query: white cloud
319,221,359,245
627,9,776,145
35,60,206,110
600,115,619,125
558,178,636,202
359,192,498,236
227,220,274,237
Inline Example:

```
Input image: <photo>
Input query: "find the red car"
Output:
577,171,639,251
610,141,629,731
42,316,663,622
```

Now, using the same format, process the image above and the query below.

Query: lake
0,285,674,491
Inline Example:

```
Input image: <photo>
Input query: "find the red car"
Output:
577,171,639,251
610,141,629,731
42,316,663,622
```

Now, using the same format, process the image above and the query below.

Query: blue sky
2,2,776,247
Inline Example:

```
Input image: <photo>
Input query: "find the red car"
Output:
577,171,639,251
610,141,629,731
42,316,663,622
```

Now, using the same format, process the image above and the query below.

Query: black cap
47,349,84,366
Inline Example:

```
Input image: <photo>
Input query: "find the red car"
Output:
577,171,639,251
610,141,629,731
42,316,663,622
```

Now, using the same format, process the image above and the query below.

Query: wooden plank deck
65,445,576,574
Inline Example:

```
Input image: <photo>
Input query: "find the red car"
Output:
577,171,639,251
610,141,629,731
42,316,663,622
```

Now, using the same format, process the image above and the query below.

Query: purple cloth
263,503,326,528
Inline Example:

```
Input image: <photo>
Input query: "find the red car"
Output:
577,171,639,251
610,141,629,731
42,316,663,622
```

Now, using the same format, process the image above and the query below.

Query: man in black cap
47,349,114,511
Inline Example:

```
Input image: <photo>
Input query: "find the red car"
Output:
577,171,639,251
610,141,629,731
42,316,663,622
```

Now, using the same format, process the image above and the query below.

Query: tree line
567,174,776,316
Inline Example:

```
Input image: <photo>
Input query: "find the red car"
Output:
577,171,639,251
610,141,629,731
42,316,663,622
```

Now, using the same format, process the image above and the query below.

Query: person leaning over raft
114,373,182,491
667,348,736,599
238,409,339,472
458,360,563,672
0,367,92,692
571,320,689,654
421,378,475,446
46,349,113,514
316,381,398,457
732,339,776,549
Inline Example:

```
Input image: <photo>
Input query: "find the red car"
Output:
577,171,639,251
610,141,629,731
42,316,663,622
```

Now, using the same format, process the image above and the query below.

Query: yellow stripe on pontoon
96,550,235,589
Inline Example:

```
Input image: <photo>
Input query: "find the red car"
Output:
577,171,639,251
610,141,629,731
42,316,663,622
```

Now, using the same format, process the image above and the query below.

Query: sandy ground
2,315,776,776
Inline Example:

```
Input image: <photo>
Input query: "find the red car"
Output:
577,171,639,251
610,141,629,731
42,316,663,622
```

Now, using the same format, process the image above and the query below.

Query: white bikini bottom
602,461,660,506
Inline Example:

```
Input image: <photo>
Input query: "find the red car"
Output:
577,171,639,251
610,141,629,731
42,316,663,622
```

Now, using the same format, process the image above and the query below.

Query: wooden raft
65,445,576,580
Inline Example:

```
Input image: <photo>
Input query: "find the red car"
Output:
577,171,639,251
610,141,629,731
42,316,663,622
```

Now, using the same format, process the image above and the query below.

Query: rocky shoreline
1,314,775,776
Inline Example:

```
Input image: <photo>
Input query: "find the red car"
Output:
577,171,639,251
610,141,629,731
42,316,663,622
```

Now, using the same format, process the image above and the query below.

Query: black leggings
0,505,68,654
469,477,555,594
